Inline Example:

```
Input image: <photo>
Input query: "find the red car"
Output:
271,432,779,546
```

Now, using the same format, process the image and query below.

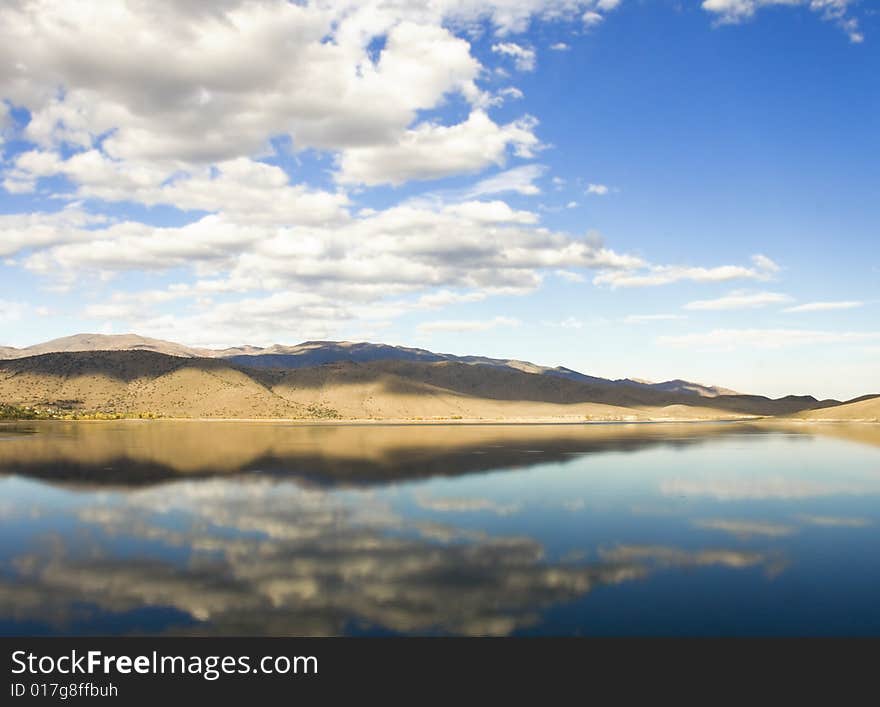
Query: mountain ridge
0,348,854,422
1,332,744,400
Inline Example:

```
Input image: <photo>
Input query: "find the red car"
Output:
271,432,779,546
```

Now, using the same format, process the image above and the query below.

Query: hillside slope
795,396,880,421
0,333,742,400
0,350,834,421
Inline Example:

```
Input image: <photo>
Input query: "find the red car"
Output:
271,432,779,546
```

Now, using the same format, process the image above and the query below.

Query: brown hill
794,395,880,422
0,333,740,400
0,350,833,421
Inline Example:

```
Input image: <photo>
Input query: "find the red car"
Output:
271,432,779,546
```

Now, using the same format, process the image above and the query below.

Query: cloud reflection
2,479,640,635
661,477,880,501
693,519,796,538
0,477,781,636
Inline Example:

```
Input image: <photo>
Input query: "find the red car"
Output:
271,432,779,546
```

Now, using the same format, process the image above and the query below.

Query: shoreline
2,415,876,426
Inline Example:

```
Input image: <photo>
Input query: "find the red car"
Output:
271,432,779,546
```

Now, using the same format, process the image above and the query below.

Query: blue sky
0,0,877,399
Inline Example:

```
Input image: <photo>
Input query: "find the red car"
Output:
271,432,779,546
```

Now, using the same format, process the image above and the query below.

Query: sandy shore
4,415,763,425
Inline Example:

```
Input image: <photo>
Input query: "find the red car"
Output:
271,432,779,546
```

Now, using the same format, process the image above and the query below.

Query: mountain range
0,333,875,421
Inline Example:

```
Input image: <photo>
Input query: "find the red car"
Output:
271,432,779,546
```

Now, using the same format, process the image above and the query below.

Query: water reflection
0,477,784,636
1,421,879,635
0,419,814,487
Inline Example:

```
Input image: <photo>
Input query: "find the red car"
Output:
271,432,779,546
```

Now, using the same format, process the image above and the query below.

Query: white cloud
442,200,539,224
0,1,569,194
582,11,604,27
582,1,621,28
496,86,524,102
21,201,626,280
10,151,350,226
586,183,610,196
491,42,536,72
595,254,780,288
550,42,570,51
417,316,520,334
684,290,793,311
702,0,863,43
2,0,859,352
0,7,486,162
658,328,880,350
0,206,110,258
466,164,546,197
783,300,864,313
335,111,540,185
6,197,646,344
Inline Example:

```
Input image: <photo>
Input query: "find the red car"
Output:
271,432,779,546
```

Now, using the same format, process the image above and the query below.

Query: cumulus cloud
4,194,650,344
9,152,350,225
10,201,631,278
0,206,110,258
336,111,540,185
585,183,610,196
0,1,566,198
492,42,537,71
0,6,485,161
1,0,854,349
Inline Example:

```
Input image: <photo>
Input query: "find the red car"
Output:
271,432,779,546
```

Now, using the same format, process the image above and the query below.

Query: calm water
1,420,878,636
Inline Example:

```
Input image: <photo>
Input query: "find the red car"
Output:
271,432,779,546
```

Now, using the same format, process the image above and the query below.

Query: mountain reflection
0,419,793,488
0,477,779,636
3,421,878,636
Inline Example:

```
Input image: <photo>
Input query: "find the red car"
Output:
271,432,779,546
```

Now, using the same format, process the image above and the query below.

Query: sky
0,0,877,399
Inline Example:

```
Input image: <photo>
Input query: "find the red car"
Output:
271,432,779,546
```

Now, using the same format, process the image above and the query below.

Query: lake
1,420,878,636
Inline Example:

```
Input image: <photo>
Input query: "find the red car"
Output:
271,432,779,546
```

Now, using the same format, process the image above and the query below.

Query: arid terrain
0,334,874,421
